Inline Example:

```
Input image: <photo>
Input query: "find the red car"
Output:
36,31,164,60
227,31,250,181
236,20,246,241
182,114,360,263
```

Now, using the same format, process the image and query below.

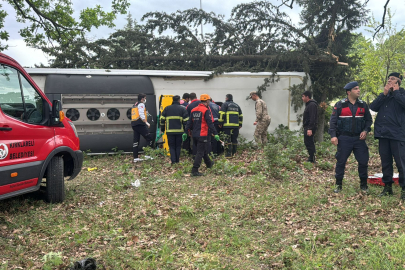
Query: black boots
232,145,237,156
379,183,393,197
307,154,316,163
333,185,342,193
360,178,369,194
192,171,204,177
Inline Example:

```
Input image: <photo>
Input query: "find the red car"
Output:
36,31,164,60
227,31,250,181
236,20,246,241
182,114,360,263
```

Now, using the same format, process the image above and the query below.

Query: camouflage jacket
255,99,270,122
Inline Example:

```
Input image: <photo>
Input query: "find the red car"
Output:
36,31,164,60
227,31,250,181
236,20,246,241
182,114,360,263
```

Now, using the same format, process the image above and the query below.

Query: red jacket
185,103,218,138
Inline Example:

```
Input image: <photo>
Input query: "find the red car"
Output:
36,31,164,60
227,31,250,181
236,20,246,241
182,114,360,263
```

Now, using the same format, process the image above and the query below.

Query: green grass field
1,129,405,269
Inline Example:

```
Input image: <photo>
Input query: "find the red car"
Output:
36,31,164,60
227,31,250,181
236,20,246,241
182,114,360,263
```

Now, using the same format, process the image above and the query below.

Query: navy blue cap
344,81,358,90
388,72,403,80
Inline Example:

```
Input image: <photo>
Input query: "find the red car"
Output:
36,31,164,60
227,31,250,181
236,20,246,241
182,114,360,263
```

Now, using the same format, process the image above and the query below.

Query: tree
350,10,405,101
0,0,130,51
44,1,369,141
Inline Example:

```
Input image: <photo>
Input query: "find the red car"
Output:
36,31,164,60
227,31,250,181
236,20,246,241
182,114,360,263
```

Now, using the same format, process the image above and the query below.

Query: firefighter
329,82,372,193
131,93,153,162
160,95,189,164
370,72,405,199
219,94,243,158
184,94,220,176
249,91,271,144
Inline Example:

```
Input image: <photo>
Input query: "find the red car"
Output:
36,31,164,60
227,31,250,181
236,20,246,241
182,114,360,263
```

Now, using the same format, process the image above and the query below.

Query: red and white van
0,53,83,203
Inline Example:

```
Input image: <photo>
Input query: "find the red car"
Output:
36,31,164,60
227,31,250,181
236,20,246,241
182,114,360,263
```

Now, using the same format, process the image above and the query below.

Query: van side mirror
51,100,64,125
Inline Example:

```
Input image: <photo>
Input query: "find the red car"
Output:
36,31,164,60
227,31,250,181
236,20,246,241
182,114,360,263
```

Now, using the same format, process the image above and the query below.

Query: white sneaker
133,158,144,163
144,155,154,160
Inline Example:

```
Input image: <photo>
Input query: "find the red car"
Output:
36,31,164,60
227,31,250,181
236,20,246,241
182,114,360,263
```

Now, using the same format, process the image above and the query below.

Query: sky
2,0,405,67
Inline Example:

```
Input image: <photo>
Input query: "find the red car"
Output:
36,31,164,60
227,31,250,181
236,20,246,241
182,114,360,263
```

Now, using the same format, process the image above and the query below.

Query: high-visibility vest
131,103,147,122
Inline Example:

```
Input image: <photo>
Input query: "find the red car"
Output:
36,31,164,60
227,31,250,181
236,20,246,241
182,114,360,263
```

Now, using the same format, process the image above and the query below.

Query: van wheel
45,156,65,203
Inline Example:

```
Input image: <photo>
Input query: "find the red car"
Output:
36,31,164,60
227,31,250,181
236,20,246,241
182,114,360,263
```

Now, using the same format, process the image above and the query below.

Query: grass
1,129,405,269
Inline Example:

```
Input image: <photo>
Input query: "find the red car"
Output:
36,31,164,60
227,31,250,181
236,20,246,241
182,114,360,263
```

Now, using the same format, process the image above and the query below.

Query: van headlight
68,121,79,137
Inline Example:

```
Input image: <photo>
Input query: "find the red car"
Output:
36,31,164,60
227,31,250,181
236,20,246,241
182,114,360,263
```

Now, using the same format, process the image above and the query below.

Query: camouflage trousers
254,117,271,144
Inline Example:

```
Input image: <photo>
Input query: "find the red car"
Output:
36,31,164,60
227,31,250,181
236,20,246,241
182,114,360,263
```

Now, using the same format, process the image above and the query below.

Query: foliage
0,124,400,269
350,10,405,100
0,0,130,51
41,1,368,142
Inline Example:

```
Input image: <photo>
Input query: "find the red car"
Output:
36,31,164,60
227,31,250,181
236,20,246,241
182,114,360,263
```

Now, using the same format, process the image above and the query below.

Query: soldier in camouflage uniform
249,91,271,144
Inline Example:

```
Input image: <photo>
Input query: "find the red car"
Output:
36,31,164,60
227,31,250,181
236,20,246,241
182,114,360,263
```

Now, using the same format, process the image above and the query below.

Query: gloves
214,135,220,141
146,122,150,128
182,133,188,141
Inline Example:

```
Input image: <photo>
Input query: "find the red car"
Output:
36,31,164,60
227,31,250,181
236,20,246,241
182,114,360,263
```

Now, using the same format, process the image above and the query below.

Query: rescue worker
160,95,189,164
184,94,220,176
180,93,190,107
249,91,271,144
219,94,243,158
329,82,372,193
370,72,405,200
183,93,198,155
209,98,221,156
302,91,318,163
131,93,153,162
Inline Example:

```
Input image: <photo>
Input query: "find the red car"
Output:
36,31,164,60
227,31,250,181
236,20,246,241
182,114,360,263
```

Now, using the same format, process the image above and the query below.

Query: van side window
0,64,44,124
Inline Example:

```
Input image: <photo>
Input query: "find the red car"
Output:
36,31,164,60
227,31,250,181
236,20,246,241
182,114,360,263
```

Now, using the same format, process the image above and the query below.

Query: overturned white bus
26,69,308,153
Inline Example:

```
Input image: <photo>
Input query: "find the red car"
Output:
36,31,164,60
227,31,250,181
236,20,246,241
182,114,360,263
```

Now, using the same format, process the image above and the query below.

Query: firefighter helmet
200,94,210,101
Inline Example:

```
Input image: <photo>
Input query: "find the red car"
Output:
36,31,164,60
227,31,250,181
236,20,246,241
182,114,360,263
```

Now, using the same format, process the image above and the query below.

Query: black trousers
192,137,212,172
132,124,152,158
182,135,191,155
210,122,221,154
167,134,182,163
334,135,369,185
304,128,316,160
223,128,239,157
379,138,405,187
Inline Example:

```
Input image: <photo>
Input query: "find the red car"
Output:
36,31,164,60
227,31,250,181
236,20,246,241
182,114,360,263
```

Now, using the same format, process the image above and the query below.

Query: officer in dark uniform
184,94,220,176
370,72,405,200
160,95,189,164
329,82,372,193
209,98,221,156
219,94,243,158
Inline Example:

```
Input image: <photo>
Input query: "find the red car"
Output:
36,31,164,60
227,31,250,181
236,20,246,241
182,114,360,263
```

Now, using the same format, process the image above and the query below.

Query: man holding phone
370,72,405,200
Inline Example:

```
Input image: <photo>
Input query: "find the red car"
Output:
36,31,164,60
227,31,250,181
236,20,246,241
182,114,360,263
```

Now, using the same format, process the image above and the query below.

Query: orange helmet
200,94,210,101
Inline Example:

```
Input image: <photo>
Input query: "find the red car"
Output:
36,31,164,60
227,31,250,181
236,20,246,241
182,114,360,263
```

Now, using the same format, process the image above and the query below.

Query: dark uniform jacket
160,101,189,135
303,99,318,130
185,103,218,138
370,88,405,142
219,100,243,128
209,102,220,122
329,98,372,138
187,99,200,116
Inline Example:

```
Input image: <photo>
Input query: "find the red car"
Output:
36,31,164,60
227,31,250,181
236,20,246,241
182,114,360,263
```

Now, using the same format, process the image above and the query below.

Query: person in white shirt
131,93,153,162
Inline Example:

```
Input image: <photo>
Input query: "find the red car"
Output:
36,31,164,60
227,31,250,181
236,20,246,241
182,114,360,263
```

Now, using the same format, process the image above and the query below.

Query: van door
0,64,54,196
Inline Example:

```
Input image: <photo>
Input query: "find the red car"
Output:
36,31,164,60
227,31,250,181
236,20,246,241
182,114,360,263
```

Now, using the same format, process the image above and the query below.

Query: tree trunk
315,91,327,143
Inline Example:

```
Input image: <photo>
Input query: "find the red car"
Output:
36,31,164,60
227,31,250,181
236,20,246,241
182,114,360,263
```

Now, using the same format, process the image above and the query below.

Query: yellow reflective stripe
224,123,239,127
219,111,225,122
226,111,239,115
166,129,184,133
160,116,166,120
166,116,184,132
239,114,243,117
183,117,189,122
166,116,183,120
